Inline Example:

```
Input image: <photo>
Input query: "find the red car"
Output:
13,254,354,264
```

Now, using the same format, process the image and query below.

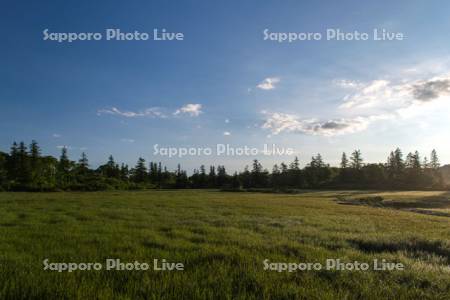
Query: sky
1,0,450,172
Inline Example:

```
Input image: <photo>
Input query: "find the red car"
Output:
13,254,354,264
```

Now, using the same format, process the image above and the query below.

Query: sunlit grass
0,190,449,299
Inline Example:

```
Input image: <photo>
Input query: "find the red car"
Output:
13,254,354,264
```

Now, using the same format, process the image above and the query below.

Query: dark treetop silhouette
0,141,447,191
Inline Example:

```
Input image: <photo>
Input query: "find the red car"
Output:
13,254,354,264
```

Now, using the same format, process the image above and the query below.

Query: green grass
0,190,449,299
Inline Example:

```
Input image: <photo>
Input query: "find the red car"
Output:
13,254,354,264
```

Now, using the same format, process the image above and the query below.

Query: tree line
0,141,446,191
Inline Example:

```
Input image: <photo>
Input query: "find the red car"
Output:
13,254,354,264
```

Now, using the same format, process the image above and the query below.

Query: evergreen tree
251,159,267,188
0,140,446,191
422,156,429,169
271,164,281,188
216,165,228,187
199,165,207,188
386,148,405,187
29,140,41,168
208,166,216,187
430,149,440,170
231,172,240,189
350,150,363,170
78,152,89,171
304,154,330,187
132,157,148,183
7,142,19,181
340,152,348,169
175,164,188,188
0,151,7,189
16,142,31,186
241,166,251,189
102,155,120,178
394,148,404,170
290,156,300,170
120,164,129,181
57,147,72,188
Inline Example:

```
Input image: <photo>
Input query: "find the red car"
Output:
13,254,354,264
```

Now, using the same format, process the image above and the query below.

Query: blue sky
1,0,450,171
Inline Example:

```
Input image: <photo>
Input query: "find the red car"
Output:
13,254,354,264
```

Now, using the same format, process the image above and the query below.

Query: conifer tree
57,147,72,188
430,149,440,170
350,150,363,170
78,152,89,172
132,157,148,183
340,152,348,169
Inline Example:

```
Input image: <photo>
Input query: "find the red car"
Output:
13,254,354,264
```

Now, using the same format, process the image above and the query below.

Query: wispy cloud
174,103,203,117
340,75,450,110
120,138,135,143
52,133,61,138
261,112,387,137
333,79,362,89
97,107,167,118
223,131,231,136
257,77,280,90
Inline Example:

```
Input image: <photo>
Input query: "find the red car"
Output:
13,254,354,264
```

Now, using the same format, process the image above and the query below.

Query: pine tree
58,147,71,173
102,155,120,178
340,152,348,169
120,164,129,181
350,150,363,170
78,152,89,171
17,142,31,185
430,149,440,170
231,172,240,189
175,164,188,188
57,147,72,188
199,165,207,187
208,166,216,187
423,156,429,169
0,151,7,188
132,157,148,183
216,165,227,187
394,148,404,171
7,142,19,181
251,159,264,187
290,157,300,170
29,140,41,166
413,151,421,170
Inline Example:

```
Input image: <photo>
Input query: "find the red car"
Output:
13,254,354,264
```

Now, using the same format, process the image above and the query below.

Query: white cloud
333,79,362,89
261,112,389,137
120,138,135,143
174,103,203,117
257,77,280,90
52,133,61,138
97,107,166,118
225,118,230,123
340,75,450,110
263,63,450,137
223,131,231,136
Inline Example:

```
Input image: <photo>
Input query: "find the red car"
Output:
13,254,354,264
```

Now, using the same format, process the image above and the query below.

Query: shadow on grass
336,192,450,217
348,238,450,263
